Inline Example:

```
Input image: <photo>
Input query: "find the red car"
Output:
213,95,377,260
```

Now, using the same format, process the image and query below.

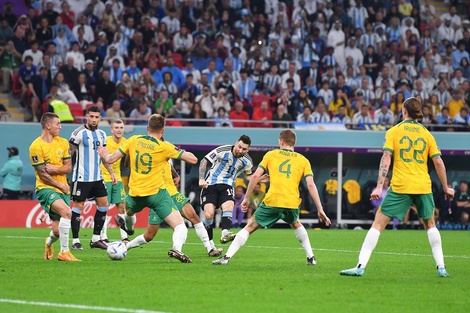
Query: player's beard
88,123,98,130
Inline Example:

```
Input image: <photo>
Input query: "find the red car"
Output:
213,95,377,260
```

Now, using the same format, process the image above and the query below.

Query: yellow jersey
383,120,441,194
162,160,179,196
258,148,313,209
101,136,127,182
447,99,464,119
119,135,184,197
29,136,71,193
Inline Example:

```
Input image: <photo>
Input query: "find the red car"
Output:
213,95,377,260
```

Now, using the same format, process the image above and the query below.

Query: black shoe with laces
113,215,134,236
168,249,192,263
89,240,108,250
71,242,83,251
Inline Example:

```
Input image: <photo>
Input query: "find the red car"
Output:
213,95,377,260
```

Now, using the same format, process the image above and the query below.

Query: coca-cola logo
26,201,117,228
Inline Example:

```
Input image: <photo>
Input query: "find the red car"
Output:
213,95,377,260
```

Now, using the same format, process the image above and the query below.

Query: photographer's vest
50,100,74,122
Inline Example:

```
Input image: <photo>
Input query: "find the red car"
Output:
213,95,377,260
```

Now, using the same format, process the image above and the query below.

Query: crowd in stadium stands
0,0,469,130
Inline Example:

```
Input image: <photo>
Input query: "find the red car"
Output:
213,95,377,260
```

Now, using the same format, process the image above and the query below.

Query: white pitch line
0,298,171,313
2,235,470,260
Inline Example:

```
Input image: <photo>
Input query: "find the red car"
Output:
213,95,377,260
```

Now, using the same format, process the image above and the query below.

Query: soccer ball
107,241,127,260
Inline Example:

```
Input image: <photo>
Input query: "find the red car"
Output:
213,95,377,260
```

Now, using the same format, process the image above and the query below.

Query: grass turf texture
0,228,468,313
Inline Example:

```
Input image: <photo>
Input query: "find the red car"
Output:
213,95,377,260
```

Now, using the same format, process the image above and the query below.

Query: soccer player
340,97,454,277
98,114,198,263
69,106,116,251
199,135,253,251
30,113,79,261
99,119,129,243
213,130,331,265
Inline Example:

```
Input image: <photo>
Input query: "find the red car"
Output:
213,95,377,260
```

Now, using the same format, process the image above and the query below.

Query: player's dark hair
148,114,165,132
238,135,251,146
40,112,59,128
279,129,296,146
86,105,101,114
403,97,423,120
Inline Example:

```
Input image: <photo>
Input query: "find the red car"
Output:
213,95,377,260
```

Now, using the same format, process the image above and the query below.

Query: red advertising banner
0,200,150,228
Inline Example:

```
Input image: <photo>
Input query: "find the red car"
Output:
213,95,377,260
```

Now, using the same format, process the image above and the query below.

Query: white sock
118,214,128,239
125,214,136,231
92,234,100,242
209,239,216,249
46,230,58,246
427,227,445,269
100,216,108,240
72,238,80,244
226,229,249,258
294,225,314,259
126,234,147,250
357,228,381,269
59,218,71,252
172,223,188,252
194,222,212,252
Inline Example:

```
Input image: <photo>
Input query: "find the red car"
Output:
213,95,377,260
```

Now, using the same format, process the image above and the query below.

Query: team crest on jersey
58,150,63,155
202,196,206,202
76,190,81,196
210,152,216,158
32,156,38,163
49,194,55,199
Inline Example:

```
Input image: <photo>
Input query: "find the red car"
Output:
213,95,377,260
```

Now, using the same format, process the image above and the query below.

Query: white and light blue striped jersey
69,125,107,182
204,145,252,187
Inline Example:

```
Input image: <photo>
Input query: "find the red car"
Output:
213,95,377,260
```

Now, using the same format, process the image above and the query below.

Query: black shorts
200,184,234,209
71,180,108,202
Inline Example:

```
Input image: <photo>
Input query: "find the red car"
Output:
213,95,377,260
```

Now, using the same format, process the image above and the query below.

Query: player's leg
100,181,114,242
340,191,411,276
45,220,59,260
181,202,214,255
416,194,449,277
115,203,129,241
115,195,139,236
289,210,316,265
89,180,110,249
201,187,218,248
70,181,89,250
50,198,80,261
126,224,160,250
36,188,60,260
124,196,157,250
220,195,236,243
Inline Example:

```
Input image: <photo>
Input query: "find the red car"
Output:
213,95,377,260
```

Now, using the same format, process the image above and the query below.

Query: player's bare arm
171,164,180,185
198,158,208,188
432,156,455,199
179,151,198,164
69,144,77,155
35,164,70,194
241,167,265,212
45,159,72,175
305,176,331,226
97,146,124,164
101,158,117,185
371,150,392,200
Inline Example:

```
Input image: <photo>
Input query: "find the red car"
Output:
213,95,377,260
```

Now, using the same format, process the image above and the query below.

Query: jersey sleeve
244,158,253,175
29,142,44,167
61,138,71,160
101,131,107,147
69,129,81,147
118,136,131,156
383,128,394,153
428,133,441,159
164,141,185,160
303,157,313,178
204,147,219,164
258,152,270,173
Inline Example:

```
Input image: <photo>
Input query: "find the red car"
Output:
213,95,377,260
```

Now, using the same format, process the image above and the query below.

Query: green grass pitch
0,227,468,313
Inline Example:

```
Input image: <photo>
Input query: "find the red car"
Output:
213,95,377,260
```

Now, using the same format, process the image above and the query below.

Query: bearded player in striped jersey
199,135,253,253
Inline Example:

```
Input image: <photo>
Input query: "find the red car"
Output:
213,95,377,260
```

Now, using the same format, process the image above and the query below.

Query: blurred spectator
213,88,231,113
182,58,201,85
436,107,454,128
453,181,470,227
0,147,22,200
130,102,152,125
252,100,272,128
156,71,178,100
272,104,292,128
41,0,59,26
229,101,249,128
296,106,313,123
421,104,438,127
281,62,301,91
95,69,116,107
54,71,79,104
214,107,233,128
173,23,193,56
331,104,352,127
311,102,330,123
0,17,13,42
29,66,52,122
73,73,93,108
374,101,395,126
248,182,265,219
18,56,37,103
174,91,193,118
453,107,470,127
188,102,207,127
22,40,43,67
154,89,174,117
195,85,216,117
232,186,245,228
352,104,373,126
106,100,126,121
0,40,20,93
445,89,465,119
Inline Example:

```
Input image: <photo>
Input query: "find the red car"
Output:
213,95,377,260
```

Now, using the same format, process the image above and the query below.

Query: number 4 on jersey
279,159,292,178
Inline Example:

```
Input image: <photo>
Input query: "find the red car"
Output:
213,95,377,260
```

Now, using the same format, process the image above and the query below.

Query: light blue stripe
97,206,108,213
91,130,101,181
222,211,232,217
82,131,89,181
211,152,228,185
72,207,82,214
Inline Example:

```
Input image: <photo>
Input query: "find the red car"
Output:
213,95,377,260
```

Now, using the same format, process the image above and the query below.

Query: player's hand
60,183,70,194
241,198,250,212
111,174,117,185
45,164,57,175
259,174,270,183
370,187,383,200
444,187,455,200
317,209,331,226
173,176,180,185
97,146,109,158
198,178,208,189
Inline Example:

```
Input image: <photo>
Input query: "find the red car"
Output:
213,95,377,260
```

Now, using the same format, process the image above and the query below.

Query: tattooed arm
370,150,392,200
198,158,208,188
35,164,70,194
